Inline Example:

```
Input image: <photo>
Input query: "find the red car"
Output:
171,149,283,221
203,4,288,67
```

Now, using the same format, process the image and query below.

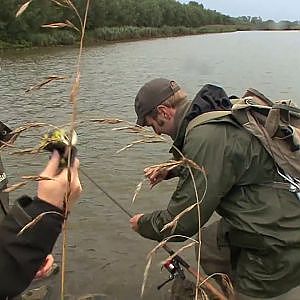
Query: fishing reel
157,257,186,290
40,128,78,168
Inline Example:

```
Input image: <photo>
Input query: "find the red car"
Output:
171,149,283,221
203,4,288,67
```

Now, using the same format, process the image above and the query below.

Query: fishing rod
80,168,227,300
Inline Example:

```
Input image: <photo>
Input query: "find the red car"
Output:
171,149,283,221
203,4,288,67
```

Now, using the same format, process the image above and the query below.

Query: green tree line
0,0,299,48
0,0,236,47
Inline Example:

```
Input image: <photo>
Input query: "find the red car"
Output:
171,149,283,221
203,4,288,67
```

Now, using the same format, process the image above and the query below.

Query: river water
1,31,300,299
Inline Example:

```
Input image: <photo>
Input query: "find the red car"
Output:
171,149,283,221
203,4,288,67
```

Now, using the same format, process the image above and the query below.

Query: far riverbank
1,23,300,50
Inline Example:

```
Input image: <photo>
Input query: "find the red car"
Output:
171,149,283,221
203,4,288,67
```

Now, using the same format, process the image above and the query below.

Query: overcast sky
181,0,300,21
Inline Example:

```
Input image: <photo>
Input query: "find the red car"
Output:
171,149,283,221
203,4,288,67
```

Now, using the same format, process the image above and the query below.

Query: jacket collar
169,100,191,156
169,84,232,157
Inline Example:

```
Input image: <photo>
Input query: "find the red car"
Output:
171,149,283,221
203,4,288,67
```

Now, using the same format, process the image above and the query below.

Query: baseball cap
135,78,180,126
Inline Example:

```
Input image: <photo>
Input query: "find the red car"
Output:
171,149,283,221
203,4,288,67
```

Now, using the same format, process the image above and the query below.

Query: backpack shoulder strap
186,111,232,136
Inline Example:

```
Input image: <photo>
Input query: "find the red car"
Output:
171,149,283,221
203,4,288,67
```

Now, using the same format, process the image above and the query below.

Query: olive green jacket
137,103,300,298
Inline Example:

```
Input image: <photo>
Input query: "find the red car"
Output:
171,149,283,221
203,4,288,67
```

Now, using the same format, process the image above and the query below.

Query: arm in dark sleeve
165,165,181,180
137,123,246,241
0,195,64,298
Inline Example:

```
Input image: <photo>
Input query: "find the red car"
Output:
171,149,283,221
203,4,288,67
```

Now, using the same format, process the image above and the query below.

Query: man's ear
157,105,172,119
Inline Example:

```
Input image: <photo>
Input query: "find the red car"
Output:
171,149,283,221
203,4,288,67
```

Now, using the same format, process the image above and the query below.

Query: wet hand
144,166,168,188
130,213,144,232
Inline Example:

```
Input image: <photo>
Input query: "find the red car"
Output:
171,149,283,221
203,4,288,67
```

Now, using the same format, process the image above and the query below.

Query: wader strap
273,103,300,114
186,111,232,137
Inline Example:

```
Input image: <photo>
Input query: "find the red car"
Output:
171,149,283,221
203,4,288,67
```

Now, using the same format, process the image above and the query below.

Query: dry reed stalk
51,0,69,8
89,118,124,125
140,235,199,297
112,126,142,133
8,129,70,155
199,289,209,300
90,118,165,153
4,175,53,193
25,75,68,93
145,160,182,172
8,122,59,143
141,255,152,298
42,21,79,32
159,161,207,235
141,242,167,297
116,139,161,154
135,142,211,298
111,120,165,137
221,274,235,299
65,0,83,29
185,165,208,300
160,203,197,233
134,142,227,298
9,148,40,155
60,1,90,299
117,138,165,153
88,117,162,141
161,241,198,265
0,141,15,151
14,1,89,298
132,179,146,204
22,175,53,181
193,168,203,300
0,122,61,152
65,19,80,32
112,123,156,135
160,235,199,244
16,0,32,17
168,145,208,300
198,272,234,296
18,211,64,236
4,181,27,193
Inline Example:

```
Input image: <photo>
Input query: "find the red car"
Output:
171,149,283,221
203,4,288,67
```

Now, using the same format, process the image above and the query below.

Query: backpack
186,88,300,196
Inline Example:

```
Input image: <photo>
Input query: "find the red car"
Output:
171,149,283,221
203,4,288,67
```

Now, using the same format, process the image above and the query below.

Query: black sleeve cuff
165,166,182,180
9,195,64,228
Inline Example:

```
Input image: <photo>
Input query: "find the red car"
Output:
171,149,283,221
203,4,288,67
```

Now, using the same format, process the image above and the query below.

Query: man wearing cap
129,78,300,299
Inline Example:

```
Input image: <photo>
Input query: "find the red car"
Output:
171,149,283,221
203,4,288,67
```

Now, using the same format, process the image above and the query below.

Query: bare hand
37,150,82,211
144,166,169,188
130,213,144,232
34,254,54,279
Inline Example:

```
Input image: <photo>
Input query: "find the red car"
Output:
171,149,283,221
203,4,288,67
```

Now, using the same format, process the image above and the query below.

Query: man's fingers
55,159,82,196
41,255,54,273
70,159,82,191
130,214,144,232
55,167,68,182
55,158,78,181
70,158,80,177
149,173,157,181
40,150,60,177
